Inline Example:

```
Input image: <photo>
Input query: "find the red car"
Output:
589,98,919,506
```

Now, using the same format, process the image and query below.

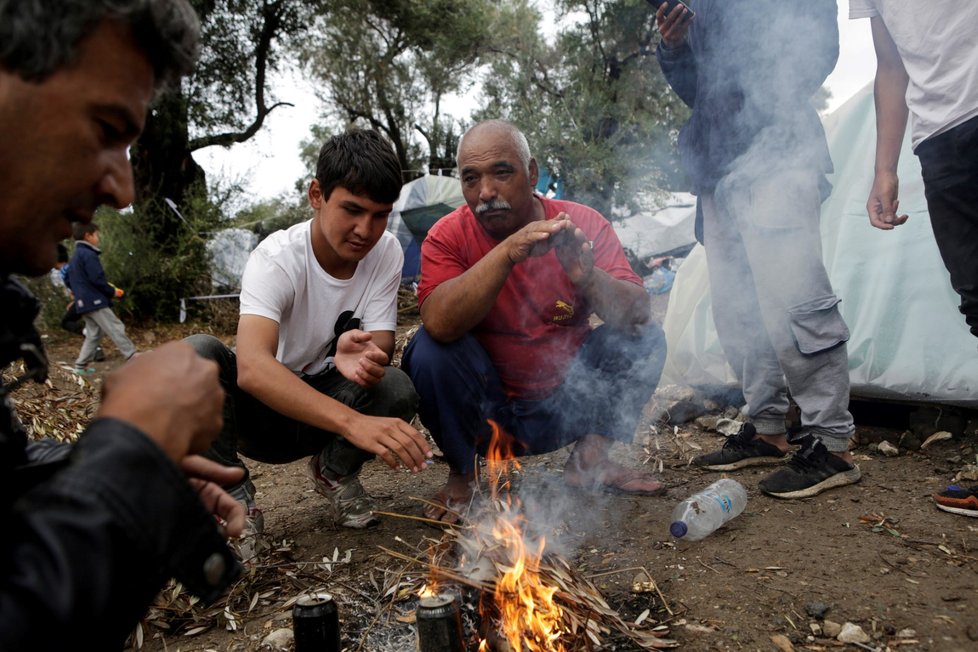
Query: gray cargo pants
702,166,854,451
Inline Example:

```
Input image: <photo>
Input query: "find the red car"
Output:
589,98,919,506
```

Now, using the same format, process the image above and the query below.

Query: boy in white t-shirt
188,130,432,551
851,1,978,518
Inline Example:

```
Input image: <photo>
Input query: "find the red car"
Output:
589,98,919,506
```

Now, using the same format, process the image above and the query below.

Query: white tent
612,192,698,260
661,84,978,407
386,174,465,281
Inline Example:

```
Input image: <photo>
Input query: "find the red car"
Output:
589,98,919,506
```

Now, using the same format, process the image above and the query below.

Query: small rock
809,622,822,636
920,431,953,449
822,621,842,638
897,430,922,451
716,418,743,436
665,400,708,425
805,601,831,619
838,622,870,644
694,415,720,431
722,406,743,420
896,628,916,638
878,440,900,457
770,633,794,651
260,628,293,650
954,464,978,483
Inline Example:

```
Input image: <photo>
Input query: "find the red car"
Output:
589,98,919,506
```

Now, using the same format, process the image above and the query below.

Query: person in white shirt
188,130,432,549
851,0,978,518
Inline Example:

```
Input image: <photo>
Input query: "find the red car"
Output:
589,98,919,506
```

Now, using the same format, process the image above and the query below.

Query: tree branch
189,0,290,151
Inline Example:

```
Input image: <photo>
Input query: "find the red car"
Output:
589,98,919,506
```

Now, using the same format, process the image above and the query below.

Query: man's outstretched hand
343,413,433,473
334,329,389,388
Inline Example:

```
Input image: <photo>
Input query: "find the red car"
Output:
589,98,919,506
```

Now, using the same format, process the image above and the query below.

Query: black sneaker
759,436,861,499
93,346,106,362
692,423,788,471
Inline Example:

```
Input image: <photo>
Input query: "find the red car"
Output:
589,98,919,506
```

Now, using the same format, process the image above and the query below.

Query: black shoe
759,436,861,499
93,346,106,362
692,423,787,471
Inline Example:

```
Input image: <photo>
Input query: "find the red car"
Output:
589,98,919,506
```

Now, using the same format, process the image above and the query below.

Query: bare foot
757,432,792,453
423,470,476,524
563,435,666,495
831,450,855,465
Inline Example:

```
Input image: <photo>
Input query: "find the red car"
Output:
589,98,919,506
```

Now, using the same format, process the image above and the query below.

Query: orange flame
480,420,566,651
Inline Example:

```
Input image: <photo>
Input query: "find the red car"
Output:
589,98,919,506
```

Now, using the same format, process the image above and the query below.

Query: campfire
406,421,678,650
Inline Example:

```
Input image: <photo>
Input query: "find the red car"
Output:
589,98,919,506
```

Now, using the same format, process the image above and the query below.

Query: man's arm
420,218,568,342
235,315,430,471
866,15,910,230
655,3,696,107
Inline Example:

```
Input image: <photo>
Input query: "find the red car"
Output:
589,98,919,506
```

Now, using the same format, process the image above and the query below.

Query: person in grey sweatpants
655,0,860,499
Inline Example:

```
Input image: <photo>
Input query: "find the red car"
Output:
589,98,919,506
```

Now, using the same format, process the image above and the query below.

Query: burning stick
406,420,678,650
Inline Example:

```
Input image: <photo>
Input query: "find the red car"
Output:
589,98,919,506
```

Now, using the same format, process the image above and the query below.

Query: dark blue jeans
187,334,419,481
401,323,667,474
916,114,978,339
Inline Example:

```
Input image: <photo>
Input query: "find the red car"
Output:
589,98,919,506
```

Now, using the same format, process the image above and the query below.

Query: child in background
66,223,136,373
53,243,106,360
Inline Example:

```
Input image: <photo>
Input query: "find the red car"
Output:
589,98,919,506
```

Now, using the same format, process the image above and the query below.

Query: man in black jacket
0,1,244,649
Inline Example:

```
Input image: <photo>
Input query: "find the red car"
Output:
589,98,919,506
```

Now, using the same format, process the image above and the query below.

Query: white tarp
661,84,978,406
612,192,697,259
206,227,258,290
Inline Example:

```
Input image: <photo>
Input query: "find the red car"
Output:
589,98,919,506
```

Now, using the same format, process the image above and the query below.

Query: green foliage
231,195,310,242
17,274,69,334
97,190,222,323
301,0,507,175
475,0,689,217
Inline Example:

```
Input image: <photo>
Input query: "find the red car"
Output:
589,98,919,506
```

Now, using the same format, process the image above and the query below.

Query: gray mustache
475,199,512,215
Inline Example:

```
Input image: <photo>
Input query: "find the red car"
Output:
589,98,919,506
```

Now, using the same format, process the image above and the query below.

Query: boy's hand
334,329,388,388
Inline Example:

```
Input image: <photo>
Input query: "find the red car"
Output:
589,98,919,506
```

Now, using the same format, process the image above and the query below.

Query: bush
97,191,220,323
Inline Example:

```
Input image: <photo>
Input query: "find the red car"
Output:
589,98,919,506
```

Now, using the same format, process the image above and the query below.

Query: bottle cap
670,521,688,538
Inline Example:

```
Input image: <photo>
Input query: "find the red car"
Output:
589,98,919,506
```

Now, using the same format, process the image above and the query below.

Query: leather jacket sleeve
1,276,240,651
1,418,241,651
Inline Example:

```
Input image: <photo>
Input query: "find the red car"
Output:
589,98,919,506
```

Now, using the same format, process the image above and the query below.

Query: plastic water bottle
670,478,748,541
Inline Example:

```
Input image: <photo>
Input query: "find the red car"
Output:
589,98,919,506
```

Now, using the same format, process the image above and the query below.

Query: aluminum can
416,593,464,652
292,592,340,652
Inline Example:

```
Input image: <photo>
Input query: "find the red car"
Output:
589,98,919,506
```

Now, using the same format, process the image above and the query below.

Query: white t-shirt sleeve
361,236,403,333
849,0,878,19
239,247,295,323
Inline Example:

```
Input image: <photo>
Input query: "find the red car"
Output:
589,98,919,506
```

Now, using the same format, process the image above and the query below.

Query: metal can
292,592,340,652
416,593,464,652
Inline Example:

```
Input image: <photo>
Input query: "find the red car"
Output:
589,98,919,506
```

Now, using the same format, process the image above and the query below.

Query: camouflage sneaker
692,422,788,471
228,479,266,561
307,453,379,529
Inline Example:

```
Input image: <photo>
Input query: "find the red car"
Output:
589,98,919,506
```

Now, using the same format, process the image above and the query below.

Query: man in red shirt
402,120,667,523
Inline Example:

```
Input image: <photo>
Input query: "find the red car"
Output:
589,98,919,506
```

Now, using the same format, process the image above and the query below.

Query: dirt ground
15,305,978,652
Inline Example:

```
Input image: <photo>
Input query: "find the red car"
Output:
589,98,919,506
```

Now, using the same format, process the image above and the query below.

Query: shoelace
786,444,822,471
